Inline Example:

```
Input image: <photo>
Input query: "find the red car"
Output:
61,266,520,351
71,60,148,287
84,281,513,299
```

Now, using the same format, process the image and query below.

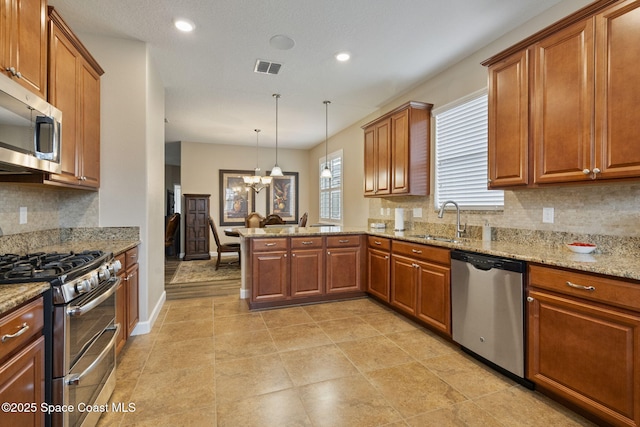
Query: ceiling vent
254,59,282,75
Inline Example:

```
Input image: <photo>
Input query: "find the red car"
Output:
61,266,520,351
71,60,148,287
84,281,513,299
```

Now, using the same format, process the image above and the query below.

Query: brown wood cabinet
251,238,289,303
249,235,365,309
390,240,451,336
363,119,391,196
527,264,640,427
183,194,211,261
47,7,103,189
0,297,45,427
367,236,391,301
290,236,324,298
326,235,363,294
0,0,47,98
115,245,139,354
485,0,640,188
362,102,432,197
487,49,529,188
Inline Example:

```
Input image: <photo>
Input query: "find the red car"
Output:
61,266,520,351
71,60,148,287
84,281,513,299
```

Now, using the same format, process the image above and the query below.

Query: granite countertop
0,239,140,316
236,226,640,282
0,283,50,316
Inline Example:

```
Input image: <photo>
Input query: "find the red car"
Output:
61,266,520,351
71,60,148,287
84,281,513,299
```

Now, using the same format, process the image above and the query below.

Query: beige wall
80,34,166,333
181,141,310,246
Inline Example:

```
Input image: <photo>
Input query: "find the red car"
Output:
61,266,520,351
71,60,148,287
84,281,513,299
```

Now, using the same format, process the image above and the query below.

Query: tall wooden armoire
183,194,211,260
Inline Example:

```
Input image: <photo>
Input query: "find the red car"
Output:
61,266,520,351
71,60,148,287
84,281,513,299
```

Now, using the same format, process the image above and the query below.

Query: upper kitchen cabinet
47,7,103,189
362,102,432,197
484,0,640,188
487,50,529,188
0,0,47,98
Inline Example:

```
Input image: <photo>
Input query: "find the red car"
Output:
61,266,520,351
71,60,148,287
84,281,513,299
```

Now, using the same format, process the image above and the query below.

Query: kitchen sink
409,234,460,244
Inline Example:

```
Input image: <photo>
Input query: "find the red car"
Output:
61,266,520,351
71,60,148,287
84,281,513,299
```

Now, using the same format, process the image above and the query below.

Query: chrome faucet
438,200,466,238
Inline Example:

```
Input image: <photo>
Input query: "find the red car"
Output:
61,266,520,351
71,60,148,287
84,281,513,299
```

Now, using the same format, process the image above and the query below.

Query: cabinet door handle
374,241,382,245
327,251,331,255
264,243,277,247
582,169,591,175
338,239,349,243
384,255,389,259
302,241,314,245
412,249,422,254
527,297,534,302
566,281,595,291
1,322,29,343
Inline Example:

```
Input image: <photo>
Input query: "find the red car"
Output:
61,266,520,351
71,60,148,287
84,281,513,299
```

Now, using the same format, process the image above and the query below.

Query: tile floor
97,295,597,426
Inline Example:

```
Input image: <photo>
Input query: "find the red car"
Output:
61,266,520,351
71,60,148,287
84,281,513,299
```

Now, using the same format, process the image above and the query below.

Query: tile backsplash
0,184,99,236
368,181,640,238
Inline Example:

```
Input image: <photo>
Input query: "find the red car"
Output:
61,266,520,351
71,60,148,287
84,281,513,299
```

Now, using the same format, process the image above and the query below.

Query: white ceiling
47,0,566,150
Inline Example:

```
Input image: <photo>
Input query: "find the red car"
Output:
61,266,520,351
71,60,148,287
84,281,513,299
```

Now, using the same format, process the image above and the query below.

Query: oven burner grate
0,250,107,282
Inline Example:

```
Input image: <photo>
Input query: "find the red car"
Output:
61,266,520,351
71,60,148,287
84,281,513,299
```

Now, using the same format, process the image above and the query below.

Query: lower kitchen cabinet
115,245,139,354
390,240,451,336
326,235,363,294
249,235,364,309
0,297,45,427
291,237,324,298
528,265,640,427
367,236,391,301
251,238,289,303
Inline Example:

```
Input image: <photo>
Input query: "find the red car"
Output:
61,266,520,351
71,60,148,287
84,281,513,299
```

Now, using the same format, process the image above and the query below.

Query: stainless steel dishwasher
451,250,531,385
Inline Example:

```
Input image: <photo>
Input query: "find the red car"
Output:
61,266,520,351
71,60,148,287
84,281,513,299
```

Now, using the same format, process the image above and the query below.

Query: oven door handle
66,323,120,386
67,277,119,317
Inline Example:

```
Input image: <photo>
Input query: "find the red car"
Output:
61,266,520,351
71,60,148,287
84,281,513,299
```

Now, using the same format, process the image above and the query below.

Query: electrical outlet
19,206,27,224
380,208,384,215
413,208,423,218
542,207,554,224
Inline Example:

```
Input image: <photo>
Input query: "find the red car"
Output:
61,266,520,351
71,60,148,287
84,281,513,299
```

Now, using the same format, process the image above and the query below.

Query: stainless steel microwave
0,74,62,174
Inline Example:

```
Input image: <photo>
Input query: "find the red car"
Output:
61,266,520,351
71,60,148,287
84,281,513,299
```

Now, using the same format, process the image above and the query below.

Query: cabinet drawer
125,246,139,267
0,298,44,361
326,235,361,248
368,236,390,250
252,238,288,252
392,240,450,264
291,237,323,249
529,264,640,312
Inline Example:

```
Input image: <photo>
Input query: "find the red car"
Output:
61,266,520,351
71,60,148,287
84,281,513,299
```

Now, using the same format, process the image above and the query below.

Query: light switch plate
19,206,27,224
542,207,554,223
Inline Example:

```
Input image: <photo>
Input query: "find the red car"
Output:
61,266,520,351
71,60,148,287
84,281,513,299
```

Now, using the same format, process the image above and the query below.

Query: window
434,90,503,210
319,149,343,223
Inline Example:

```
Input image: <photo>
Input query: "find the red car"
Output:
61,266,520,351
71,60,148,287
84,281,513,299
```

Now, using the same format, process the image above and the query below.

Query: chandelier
243,129,272,193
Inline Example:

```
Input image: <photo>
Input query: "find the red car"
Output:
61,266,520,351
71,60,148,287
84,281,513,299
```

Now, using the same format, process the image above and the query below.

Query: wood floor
164,257,240,300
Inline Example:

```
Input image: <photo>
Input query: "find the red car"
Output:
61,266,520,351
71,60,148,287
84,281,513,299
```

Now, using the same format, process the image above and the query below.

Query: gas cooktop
0,250,108,284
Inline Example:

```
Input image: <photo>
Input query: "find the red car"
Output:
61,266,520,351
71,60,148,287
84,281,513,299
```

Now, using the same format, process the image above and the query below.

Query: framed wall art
219,170,255,226
266,171,299,224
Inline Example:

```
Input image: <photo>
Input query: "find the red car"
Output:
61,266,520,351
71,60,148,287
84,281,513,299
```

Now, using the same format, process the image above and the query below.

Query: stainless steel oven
0,250,122,427
52,276,120,427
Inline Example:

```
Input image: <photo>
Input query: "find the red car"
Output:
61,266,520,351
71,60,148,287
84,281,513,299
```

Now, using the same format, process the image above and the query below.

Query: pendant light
270,93,284,177
321,100,333,179
243,129,272,193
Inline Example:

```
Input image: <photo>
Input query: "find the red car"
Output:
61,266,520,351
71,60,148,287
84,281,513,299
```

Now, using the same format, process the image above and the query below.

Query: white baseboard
239,288,249,299
130,290,166,336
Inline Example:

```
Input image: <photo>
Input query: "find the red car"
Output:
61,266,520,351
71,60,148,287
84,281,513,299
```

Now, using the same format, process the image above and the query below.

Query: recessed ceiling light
270,35,295,50
174,18,195,32
335,52,350,62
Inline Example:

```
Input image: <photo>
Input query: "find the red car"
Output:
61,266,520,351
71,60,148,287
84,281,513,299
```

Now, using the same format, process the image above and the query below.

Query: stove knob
99,266,111,281
90,274,100,288
111,260,122,275
75,279,91,294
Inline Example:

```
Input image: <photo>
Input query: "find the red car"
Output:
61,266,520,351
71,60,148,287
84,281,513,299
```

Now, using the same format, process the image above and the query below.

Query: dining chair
164,213,180,256
208,217,241,270
264,214,285,226
299,212,308,227
245,212,266,228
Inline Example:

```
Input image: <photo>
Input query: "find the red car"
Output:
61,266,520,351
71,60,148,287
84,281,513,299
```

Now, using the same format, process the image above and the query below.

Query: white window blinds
434,91,503,210
320,150,342,222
